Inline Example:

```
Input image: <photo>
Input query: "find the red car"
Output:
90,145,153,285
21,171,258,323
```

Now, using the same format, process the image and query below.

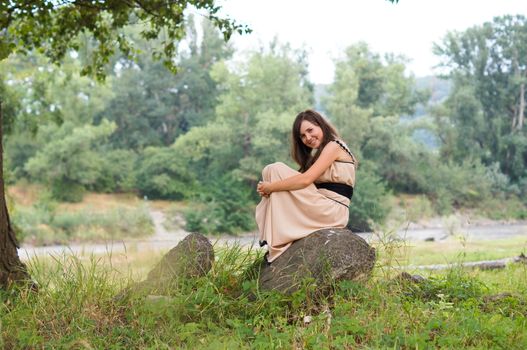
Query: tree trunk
0,101,32,289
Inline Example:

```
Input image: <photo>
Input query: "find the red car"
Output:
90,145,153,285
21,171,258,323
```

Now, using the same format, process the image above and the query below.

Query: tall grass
1,241,526,349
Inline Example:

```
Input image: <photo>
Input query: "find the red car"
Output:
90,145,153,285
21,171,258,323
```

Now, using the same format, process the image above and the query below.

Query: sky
217,0,526,84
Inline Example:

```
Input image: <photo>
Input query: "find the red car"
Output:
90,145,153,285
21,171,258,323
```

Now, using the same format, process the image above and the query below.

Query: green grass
377,236,527,267
1,241,526,349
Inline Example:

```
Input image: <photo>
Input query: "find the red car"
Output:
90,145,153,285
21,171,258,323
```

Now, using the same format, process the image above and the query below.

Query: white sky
218,0,526,84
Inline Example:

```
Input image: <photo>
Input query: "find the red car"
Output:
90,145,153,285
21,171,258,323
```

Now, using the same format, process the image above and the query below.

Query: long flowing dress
255,141,356,262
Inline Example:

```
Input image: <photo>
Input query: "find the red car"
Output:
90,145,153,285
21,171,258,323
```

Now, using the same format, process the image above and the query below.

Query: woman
256,109,357,263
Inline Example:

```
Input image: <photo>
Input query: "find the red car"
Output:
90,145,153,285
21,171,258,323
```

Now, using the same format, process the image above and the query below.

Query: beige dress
255,142,356,262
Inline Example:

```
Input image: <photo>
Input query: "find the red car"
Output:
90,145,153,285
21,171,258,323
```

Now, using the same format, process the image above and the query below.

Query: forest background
1,14,526,245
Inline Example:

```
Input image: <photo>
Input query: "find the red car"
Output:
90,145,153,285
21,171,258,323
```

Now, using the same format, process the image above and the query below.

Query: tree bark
0,101,31,289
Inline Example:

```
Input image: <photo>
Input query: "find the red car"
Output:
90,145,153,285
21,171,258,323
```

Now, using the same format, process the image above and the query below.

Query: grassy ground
2,240,526,349
378,235,527,267
3,187,526,348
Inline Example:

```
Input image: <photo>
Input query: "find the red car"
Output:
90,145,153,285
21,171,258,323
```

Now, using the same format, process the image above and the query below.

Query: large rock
121,233,214,297
146,232,214,281
259,228,375,294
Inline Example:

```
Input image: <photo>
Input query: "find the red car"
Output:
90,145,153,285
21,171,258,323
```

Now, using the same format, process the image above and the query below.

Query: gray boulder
120,233,214,297
258,228,376,294
146,232,214,281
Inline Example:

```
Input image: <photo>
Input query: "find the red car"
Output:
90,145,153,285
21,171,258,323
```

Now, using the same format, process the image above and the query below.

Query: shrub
93,149,138,193
475,195,527,220
348,163,391,232
51,180,86,203
402,195,434,222
518,177,527,205
420,159,494,214
24,121,116,202
135,146,196,200
5,133,40,182
184,175,255,234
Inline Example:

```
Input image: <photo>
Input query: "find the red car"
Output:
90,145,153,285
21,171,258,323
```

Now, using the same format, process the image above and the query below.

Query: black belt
315,182,353,199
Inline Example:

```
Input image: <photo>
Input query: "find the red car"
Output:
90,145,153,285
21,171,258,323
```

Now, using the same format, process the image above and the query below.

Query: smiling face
299,120,324,149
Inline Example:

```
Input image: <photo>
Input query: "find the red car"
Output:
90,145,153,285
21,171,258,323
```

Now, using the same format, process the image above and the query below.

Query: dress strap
333,140,356,164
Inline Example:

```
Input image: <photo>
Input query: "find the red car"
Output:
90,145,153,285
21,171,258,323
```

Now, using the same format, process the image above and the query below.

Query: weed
399,268,488,303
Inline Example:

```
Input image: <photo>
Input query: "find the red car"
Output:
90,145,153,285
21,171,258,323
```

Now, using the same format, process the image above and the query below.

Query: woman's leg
261,162,299,182
256,162,299,243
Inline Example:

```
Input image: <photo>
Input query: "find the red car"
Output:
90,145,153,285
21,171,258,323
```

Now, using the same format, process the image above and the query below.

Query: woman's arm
257,142,341,196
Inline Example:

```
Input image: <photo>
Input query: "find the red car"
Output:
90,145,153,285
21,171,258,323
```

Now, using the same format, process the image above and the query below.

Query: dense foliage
1,14,526,236
434,15,527,197
0,0,249,79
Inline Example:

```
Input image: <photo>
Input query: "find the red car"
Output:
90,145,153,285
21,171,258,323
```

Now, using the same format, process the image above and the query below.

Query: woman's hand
257,181,271,197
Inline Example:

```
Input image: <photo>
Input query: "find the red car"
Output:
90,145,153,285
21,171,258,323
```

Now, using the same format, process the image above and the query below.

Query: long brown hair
291,109,339,172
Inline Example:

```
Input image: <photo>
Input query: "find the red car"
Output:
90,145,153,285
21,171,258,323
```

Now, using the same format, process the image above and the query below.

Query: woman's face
299,120,324,149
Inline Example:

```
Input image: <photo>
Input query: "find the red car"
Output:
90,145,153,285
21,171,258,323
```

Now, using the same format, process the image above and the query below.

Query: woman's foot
263,251,271,265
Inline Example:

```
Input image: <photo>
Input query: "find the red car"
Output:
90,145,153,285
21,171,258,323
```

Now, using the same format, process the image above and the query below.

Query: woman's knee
262,162,287,180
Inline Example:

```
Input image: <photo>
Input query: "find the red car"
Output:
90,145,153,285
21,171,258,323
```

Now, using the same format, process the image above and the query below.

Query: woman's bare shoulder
332,139,355,162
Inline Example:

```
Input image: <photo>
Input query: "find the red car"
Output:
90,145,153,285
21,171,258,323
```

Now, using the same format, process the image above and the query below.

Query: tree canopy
0,0,249,289
0,0,250,79
434,15,527,184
